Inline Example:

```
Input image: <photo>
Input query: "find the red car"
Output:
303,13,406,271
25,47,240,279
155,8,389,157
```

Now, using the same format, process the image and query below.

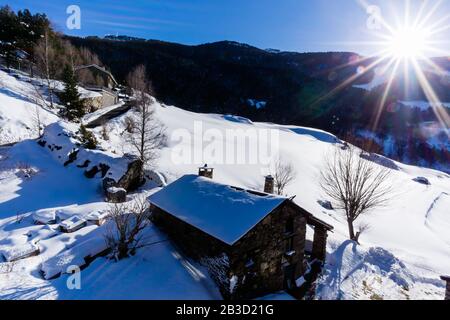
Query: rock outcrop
101,158,143,202
106,187,127,203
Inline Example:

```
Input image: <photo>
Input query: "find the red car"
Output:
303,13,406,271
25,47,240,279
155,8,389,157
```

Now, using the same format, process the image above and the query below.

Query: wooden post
441,276,450,300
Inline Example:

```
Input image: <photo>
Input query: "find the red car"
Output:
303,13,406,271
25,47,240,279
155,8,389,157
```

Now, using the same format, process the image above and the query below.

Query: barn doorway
283,263,297,290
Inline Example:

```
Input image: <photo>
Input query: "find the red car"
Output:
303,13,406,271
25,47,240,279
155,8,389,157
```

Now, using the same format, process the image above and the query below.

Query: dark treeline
67,36,372,132
0,5,107,85
0,6,448,171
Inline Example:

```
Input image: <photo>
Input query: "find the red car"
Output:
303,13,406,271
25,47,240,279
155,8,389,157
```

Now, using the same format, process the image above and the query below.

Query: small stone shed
148,174,333,300
82,86,119,110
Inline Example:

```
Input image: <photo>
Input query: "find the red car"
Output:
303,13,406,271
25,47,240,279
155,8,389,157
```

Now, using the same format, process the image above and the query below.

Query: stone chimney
264,175,274,194
441,275,450,300
198,164,214,179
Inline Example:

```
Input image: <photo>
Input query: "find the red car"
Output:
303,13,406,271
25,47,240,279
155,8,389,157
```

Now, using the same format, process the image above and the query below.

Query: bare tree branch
272,159,296,195
34,30,56,108
125,65,167,180
104,196,152,260
320,145,392,242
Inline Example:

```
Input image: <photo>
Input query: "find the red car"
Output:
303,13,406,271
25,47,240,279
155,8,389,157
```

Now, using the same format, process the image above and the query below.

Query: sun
315,0,450,134
386,26,429,59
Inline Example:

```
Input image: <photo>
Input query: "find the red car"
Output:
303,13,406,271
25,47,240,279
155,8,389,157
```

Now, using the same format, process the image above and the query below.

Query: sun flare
386,26,429,59
321,0,450,133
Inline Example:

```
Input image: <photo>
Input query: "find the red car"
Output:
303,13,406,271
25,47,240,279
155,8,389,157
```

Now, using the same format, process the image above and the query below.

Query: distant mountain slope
67,37,449,173
66,37,369,128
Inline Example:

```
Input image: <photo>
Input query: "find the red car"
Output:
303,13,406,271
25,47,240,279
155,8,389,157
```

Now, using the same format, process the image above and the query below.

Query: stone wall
441,276,450,300
83,96,103,112
101,90,119,107
312,226,328,261
151,206,230,259
229,201,307,300
151,206,233,298
446,281,450,300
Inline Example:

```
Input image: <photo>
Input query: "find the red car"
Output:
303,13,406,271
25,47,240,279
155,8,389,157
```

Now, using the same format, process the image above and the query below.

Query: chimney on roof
441,275,450,300
264,175,274,194
198,164,214,179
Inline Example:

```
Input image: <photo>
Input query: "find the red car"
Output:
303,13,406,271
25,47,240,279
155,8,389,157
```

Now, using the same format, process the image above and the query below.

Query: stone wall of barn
101,90,119,107
83,96,103,112
150,205,234,298
151,206,231,259
228,202,307,300
311,226,328,261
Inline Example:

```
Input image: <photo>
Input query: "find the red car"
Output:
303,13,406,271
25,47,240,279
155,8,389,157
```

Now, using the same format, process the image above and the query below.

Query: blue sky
3,0,450,55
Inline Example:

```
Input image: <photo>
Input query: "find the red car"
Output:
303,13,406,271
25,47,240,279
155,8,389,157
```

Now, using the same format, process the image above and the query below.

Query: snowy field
0,69,449,300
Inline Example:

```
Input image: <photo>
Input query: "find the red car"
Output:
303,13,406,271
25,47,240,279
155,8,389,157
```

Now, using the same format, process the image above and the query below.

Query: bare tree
79,46,101,66
61,40,79,71
105,197,152,260
101,124,110,141
76,46,103,86
272,159,296,195
34,30,56,108
126,65,166,181
0,260,17,274
320,146,392,243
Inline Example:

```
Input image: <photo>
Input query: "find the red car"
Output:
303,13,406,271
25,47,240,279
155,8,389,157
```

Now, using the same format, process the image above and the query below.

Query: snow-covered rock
0,242,39,262
85,210,109,225
59,215,87,233
33,209,56,225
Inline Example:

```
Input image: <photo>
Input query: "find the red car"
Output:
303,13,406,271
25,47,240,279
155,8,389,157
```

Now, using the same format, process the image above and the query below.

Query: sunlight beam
411,59,450,133
371,58,401,132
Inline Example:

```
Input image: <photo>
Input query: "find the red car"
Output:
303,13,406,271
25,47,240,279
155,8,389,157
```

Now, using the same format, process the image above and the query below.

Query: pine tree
59,64,85,121
0,6,19,69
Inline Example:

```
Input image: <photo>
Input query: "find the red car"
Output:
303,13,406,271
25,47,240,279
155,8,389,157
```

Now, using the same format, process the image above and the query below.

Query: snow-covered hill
0,70,59,144
0,69,449,300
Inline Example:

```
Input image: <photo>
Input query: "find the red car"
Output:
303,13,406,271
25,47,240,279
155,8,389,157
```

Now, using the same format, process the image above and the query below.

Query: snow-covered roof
86,210,109,221
33,209,56,224
60,215,86,230
74,64,118,85
148,175,288,245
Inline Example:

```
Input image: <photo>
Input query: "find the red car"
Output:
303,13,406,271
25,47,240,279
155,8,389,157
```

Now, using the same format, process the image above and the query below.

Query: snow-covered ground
0,68,449,300
0,70,59,144
399,100,450,111
353,66,390,91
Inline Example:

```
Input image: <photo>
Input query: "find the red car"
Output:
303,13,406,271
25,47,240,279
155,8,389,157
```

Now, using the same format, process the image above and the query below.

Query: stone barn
75,64,119,109
148,172,333,300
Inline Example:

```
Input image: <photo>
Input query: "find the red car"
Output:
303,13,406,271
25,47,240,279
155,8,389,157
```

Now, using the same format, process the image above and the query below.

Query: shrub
79,124,98,149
